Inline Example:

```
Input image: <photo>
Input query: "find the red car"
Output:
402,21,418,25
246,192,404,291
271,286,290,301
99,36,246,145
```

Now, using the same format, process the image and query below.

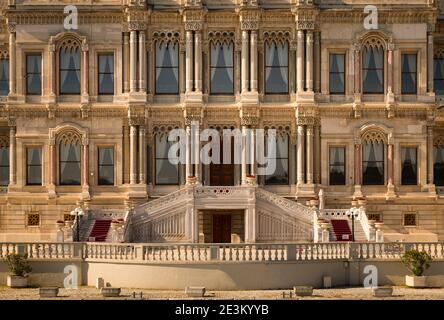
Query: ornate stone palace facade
1,0,444,243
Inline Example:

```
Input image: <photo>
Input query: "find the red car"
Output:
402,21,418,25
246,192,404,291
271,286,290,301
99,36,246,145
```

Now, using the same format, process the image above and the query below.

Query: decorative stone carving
208,31,235,45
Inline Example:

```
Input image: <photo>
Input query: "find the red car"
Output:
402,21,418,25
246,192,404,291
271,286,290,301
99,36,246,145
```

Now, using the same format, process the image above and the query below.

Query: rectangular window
98,54,114,95
329,54,345,94
265,135,289,185
401,147,417,185
367,213,382,222
155,135,179,185
403,213,417,226
27,213,40,227
60,48,81,94
363,47,384,94
210,43,234,94
0,58,9,96
329,147,346,185
362,142,384,185
434,58,444,95
98,147,114,185
434,146,444,186
265,42,289,94
0,146,9,186
155,42,179,94
59,143,81,185
26,54,42,95
27,147,42,185
401,54,417,94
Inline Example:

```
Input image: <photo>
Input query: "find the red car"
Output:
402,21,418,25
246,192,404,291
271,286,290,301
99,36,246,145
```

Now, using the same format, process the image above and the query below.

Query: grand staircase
87,220,112,242
330,220,353,241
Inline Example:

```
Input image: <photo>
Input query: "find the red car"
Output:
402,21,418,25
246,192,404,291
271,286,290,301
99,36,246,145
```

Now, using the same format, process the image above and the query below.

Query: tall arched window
434,137,444,186
265,41,289,94
0,136,9,186
210,42,234,94
59,131,81,185
60,46,81,94
0,50,9,96
155,41,179,94
155,133,179,185
362,42,384,94
362,131,385,185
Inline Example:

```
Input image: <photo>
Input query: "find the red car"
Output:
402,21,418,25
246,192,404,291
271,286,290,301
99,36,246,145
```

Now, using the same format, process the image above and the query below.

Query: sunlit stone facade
1,0,444,242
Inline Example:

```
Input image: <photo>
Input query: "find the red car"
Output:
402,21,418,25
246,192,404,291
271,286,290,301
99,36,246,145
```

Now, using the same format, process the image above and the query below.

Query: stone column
82,144,89,187
354,142,361,185
180,46,186,93
129,125,138,184
250,128,256,176
354,46,361,95
185,126,192,179
387,44,394,94
9,125,16,185
138,31,146,92
306,31,314,92
428,33,434,93
123,32,130,93
306,125,313,184
123,125,130,184
8,26,16,95
194,31,202,92
129,30,138,93
241,30,249,93
388,143,394,186
81,48,89,97
250,30,258,92
193,123,200,183
49,45,56,97
427,126,434,185
185,31,194,92
297,124,305,184
314,125,321,184
296,30,305,92
314,32,321,93
50,143,56,186
241,125,247,184
139,126,146,184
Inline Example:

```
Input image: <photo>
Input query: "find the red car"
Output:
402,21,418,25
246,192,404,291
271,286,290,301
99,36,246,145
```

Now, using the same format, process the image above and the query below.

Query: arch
153,31,180,47
208,31,235,46
0,135,9,148
0,47,8,59
49,122,89,146
434,136,444,147
355,123,393,144
49,31,87,52
263,31,291,46
355,29,393,50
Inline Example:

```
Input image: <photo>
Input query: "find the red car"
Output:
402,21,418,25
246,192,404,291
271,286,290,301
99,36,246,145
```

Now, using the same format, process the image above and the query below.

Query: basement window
403,213,417,227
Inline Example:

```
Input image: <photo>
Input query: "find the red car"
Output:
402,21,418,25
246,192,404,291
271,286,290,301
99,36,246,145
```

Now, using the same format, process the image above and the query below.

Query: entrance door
213,214,232,243
210,138,234,186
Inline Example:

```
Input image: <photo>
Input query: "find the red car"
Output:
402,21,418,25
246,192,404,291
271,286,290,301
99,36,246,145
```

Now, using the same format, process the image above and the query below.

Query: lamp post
70,207,85,242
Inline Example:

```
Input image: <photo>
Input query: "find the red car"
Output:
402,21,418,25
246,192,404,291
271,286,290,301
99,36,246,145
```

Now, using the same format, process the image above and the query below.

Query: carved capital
184,21,203,31
7,23,16,33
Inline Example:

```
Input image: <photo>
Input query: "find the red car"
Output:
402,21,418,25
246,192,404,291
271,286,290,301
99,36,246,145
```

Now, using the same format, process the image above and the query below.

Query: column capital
7,23,16,33
239,9,260,31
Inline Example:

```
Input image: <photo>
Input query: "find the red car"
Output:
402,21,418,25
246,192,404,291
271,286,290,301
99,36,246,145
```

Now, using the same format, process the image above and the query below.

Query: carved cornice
183,106,203,126
183,9,204,31
239,9,260,31
4,12,124,25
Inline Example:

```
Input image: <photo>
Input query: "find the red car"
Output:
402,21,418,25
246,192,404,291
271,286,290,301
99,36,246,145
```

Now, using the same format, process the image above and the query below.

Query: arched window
265,41,289,94
0,50,9,96
362,131,385,185
362,41,384,94
60,46,81,94
59,131,81,185
155,133,179,185
434,137,444,186
155,41,179,94
0,136,9,186
210,42,234,94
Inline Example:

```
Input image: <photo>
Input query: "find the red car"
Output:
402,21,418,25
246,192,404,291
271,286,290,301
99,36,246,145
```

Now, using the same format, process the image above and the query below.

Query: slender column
129,30,138,93
241,126,247,184
129,125,138,184
81,49,89,96
8,29,16,95
241,30,249,92
180,48,186,93
123,125,130,184
428,33,434,93
193,124,200,183
354,143,361,185
194,31,202,92
250,128,256,176
139,126,146,184
314,32,321,93
387,45,394,94
250,30,258,92
185,126,192,179
296,30,305,92
388,144,394,186
50,143,56,186
306,31,314,92
138,31,146,92
297,125,305,184
354,46,361,95
185,31,194,92
314,125,321,184
123,32,130,93
9,126,16,185
427,127,434,185
82,144,89,187
306,125,313,184
49,45,56,96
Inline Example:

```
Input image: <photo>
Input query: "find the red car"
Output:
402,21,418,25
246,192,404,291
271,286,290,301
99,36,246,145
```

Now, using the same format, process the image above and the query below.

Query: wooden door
212,214,232,243
210,138,234,186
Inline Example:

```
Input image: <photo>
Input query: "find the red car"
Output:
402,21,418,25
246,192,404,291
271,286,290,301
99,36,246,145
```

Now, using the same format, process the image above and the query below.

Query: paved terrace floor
0,287,444,300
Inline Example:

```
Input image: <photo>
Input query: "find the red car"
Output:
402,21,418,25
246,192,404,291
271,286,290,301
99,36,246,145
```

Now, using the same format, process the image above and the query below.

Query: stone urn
56,220,64,229
309,199,319,208
320,222,331,230
358,198,367,207
245,175,257,186
374,221,384,230
111,221,120,231
7,275,28,288
186,176,197,185
351,200,358,208
64,220,73,228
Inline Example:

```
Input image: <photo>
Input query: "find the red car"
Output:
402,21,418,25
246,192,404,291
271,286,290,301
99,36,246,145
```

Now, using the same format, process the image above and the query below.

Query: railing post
209,245,220,261
135,244,145,261
72,243,84,259
286,244,296,261
348,242,360,260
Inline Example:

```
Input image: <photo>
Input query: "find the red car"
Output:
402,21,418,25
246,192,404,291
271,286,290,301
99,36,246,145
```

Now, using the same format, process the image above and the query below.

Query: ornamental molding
354,29,394,50
7,23,16,33
0,47,8,59
49,31,88,52
152,124,182,138
208,31,235,46
263,30,292,46
183,9,204,31
0,135,9,148
239,9,260,31
4,13,124,25
49,122,89,146
318,10,436,25
183,106,203,126
434,136,444,147
239,107,260,127
153,31,180,46
355,122,393,145
150,12,182,25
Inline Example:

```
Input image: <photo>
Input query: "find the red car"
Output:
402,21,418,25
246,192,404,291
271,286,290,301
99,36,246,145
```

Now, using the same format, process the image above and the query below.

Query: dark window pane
329,54,345,94
210,43,234,94
59,143,81,185
155,135,179,185
98,54,114,95
401,147,417,185
362,142,384,185
27,147,42,185
98,147,114,185
265,136,289,185
265,43,289,94
401,54,417,94
60,48,80,94
329,147,346,185
156,43,179,94
26,54,42,95
434,59,444,95
0,147,9,186
434,147,444,186
363,47,384,94
0,59,9,96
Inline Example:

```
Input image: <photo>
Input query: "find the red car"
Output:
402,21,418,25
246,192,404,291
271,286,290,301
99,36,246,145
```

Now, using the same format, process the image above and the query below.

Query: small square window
27,213,40,226
368,213,382,222
64,214,75,222
404,213,417,226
